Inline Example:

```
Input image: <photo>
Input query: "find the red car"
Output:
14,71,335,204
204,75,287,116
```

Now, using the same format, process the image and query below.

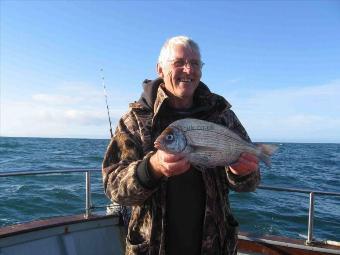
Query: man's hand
149,150,191,178
229,152,259,176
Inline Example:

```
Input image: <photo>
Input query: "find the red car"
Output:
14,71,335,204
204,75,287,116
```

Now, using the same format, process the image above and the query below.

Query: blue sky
1,0,340,142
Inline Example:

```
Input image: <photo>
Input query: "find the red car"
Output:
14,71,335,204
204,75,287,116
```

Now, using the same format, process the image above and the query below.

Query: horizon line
1,135,339,144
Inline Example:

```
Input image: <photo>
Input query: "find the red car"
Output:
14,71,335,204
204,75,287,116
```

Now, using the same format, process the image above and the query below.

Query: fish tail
257,144,278,167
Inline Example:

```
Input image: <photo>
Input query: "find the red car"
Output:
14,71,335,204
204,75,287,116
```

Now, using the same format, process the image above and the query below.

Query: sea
0,137,339,242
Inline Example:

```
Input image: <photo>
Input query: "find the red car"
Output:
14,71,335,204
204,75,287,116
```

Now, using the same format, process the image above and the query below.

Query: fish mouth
154,140,162,150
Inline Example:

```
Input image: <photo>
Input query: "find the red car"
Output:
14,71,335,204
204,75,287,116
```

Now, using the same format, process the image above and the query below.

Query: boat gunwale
0,213,119,239
238,232,340,255
0,213,339,255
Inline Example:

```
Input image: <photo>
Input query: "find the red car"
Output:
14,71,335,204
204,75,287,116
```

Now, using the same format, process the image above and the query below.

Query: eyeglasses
168,59,205,70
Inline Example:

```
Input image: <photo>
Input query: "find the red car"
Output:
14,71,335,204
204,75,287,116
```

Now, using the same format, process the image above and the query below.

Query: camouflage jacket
102,78,260,255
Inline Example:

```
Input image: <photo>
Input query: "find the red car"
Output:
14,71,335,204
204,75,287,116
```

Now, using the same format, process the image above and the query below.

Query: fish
154,118,277,168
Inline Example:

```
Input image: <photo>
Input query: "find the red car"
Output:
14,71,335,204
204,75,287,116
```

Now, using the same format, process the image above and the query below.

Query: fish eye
166,134,174,141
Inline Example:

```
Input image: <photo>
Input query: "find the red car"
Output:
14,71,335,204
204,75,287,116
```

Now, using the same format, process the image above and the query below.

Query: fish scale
155,118,277,167
184,129,257,167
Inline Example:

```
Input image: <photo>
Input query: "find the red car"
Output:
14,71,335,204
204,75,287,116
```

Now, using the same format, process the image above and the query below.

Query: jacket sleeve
102,112,158,206
222,109,261,192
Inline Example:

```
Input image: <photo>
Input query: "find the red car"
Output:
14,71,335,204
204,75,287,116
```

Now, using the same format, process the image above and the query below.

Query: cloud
36,108,107,125
1,101,120,138
42,81,139,109
31,82,104,106
1,81,129,138
2,79,340,141
231,80,339,110
225,78,241,84
64,109,101,124
32,94,76,105
227,80,340,142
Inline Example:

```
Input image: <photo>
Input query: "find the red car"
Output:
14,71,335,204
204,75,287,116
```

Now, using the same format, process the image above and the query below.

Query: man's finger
240,153,259,163
229,156,259,176
165,158,189,171
160,152,186,163
163,159,190,177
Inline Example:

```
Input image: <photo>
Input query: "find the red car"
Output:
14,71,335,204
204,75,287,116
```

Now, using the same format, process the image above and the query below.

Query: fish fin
259,154,272,167
256,144,278,167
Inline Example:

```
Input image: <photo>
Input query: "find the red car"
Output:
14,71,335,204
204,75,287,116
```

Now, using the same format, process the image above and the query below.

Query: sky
1,0,340,142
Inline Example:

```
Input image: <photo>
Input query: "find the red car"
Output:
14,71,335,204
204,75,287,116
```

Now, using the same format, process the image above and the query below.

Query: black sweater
136,104,206,255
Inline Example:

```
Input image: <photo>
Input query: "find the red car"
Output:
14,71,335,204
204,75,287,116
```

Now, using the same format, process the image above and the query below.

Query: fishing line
101,68,113,138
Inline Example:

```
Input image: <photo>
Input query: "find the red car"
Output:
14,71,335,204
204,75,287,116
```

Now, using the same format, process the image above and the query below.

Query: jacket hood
138,78,164,110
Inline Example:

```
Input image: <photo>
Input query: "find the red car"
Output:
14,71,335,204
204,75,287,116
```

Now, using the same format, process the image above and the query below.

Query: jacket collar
131,78,232,119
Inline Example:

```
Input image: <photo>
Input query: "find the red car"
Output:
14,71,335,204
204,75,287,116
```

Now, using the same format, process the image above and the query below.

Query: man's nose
183,63,194,73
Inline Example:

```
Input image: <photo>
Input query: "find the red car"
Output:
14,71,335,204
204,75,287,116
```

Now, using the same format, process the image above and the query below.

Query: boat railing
0,168,103,219
259,185,340,245
1,168,339,245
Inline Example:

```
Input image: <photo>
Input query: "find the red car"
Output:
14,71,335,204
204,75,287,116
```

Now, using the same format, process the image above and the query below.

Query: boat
1,169,339,255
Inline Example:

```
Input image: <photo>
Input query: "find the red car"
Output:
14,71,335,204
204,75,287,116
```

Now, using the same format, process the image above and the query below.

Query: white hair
158,36,201,68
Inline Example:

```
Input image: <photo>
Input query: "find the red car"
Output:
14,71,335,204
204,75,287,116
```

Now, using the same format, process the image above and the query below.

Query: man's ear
156,63,164,78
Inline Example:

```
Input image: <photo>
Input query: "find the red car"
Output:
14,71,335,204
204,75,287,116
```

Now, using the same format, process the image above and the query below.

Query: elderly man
102,36,260,255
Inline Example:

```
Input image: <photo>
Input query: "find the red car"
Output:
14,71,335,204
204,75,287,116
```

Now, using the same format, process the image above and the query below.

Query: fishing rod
101,68,113,138
101,69,130,225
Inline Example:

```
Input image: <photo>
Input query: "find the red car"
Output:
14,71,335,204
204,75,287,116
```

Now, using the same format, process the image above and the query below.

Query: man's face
157,44,202,106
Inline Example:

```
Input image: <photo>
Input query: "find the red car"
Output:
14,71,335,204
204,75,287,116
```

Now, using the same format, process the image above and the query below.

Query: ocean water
0,137,339,242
